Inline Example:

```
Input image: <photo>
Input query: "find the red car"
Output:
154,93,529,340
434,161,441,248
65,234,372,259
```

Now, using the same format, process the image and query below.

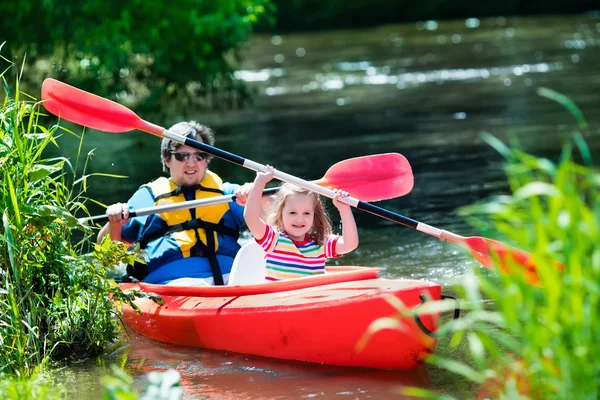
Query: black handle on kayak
412,294,460,338
81,187,280,225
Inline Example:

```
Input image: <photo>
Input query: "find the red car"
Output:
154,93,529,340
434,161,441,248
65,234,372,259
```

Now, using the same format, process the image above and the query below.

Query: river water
57,13,599,399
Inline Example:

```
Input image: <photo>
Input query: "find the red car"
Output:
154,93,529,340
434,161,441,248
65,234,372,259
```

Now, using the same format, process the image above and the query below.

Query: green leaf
481,132,513,160
6,171,21,226
2,211,18,280
467,332,486,370
427,355,486,383
37,205,79,226
537,87,588,129
513,182,561,200
27,163,63,183
73,172,128,186
572,132,592,166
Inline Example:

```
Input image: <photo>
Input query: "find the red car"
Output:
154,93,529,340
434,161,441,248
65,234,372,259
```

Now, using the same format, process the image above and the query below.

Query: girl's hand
256,165,275,185
106,203,130,226
331,188,359,255
332,189,351,211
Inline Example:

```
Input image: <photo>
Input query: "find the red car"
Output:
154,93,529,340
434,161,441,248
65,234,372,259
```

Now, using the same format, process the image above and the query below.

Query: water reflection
62,331,437,399
126,334,434,400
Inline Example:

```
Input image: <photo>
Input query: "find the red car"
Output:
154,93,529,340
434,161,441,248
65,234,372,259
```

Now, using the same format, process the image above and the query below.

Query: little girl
244,166,359,281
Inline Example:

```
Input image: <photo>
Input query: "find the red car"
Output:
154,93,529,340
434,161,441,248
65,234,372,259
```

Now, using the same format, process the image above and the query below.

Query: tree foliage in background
0,0,273,108
265,0,599,32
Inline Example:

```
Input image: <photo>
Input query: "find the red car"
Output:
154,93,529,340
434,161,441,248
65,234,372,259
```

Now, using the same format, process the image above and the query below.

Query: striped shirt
256,224,341,281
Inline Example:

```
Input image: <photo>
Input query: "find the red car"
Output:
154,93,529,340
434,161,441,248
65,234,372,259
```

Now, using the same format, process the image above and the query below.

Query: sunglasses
170,151,208,162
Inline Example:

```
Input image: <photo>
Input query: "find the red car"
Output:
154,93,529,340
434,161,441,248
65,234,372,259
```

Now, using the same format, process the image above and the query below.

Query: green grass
0,55,143,381
439,90,599,399
443,134,599,399
436,90,598,398
0,369,66,400
0,51,195,400
361,89,599,399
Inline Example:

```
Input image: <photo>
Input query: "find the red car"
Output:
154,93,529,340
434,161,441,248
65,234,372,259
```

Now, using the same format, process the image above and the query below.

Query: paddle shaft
352,202,467,247
155,129,465,247
82,187,279,225
153,129,364,206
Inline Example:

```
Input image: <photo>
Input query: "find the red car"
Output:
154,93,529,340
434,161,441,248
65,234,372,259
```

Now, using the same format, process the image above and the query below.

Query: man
98,121,254,285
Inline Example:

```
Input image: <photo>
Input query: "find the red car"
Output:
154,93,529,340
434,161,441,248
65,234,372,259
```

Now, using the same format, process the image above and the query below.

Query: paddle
42,78,412,208
80,153,414,225
42,78,559,280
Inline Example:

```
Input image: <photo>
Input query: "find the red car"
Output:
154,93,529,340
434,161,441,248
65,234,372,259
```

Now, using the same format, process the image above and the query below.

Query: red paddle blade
314,153,413,202
465,236,565,285
41,78,164,135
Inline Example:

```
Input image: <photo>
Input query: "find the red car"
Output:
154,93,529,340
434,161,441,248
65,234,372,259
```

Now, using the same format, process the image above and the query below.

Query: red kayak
119,266,442,370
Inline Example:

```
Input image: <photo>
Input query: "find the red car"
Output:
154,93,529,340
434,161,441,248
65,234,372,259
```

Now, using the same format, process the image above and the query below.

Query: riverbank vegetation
445,138,597,399
457,98,597,398
379,90,598,399
0,63,146,395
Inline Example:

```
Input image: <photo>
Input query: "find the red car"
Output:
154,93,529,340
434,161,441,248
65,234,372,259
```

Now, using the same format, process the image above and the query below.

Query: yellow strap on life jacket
144,171,230,258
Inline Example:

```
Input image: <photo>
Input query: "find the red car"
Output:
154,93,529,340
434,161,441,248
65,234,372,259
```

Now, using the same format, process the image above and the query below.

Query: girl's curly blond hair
267,183,332,245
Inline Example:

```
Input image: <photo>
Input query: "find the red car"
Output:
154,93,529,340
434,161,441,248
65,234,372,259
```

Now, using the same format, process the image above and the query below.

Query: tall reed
439,90,600,399
362,89,599,399
0,64,141,379
443,134,599,399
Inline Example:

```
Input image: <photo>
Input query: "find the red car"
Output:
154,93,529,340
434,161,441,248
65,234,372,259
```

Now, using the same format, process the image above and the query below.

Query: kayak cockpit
122,265,379,298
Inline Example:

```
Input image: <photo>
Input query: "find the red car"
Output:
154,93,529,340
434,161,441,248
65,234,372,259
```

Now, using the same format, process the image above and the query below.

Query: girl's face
165,144,208,187
281,193,315,241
